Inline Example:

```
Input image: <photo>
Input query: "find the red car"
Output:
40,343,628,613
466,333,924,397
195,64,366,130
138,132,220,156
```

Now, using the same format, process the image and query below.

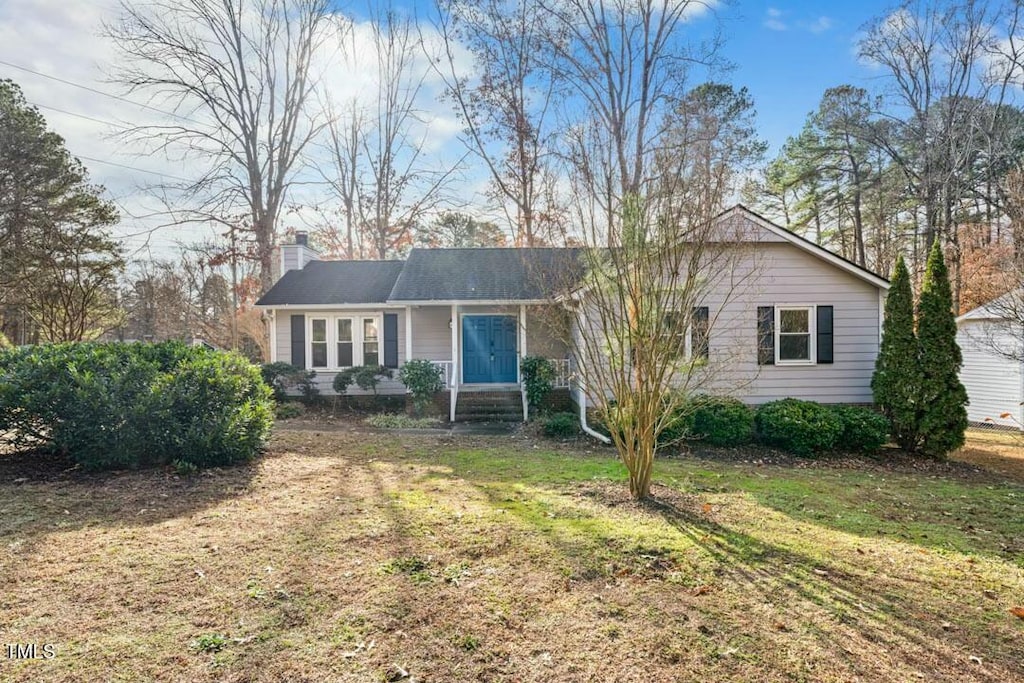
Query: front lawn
1,427,1022,681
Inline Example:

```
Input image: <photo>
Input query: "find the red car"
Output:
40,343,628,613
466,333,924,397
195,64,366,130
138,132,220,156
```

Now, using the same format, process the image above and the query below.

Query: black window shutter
757,306,774,365
691,306,709,360
290,315,306,368
383,313,399,369
816,305,834,364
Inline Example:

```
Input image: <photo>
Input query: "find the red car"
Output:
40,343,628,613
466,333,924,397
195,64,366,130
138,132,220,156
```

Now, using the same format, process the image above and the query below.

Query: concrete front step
454,413,523,423
454,389,523,422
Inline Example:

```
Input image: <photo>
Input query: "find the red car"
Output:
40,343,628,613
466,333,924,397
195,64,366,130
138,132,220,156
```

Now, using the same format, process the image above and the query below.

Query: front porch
402,303,571,422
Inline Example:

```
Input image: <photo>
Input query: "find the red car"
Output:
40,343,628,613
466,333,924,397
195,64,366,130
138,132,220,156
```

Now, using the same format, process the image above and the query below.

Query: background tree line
745,0,1024,315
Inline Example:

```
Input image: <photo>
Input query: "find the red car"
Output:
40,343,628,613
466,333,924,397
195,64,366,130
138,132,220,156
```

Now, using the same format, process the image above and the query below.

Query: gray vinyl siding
573,240,883,405
409,306,451,360
703,242,881,404
957,320,1023,428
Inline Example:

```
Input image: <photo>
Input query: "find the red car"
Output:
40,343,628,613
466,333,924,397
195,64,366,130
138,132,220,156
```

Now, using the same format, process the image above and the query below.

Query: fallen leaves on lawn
1010,607,1024,620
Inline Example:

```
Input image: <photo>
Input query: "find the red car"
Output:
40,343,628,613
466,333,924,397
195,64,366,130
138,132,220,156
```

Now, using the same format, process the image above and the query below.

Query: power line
31,101,130,129
74,153,195,184
0,58,207,127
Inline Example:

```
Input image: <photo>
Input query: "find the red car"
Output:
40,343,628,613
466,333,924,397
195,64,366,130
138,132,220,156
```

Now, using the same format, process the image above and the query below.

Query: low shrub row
587,395,889,456
0,342,273,471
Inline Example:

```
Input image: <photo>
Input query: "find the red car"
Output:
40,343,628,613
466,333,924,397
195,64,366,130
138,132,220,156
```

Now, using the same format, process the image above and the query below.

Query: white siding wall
574,240,883,405
270,303,567,395
957,320,1024,428
272,308,407,395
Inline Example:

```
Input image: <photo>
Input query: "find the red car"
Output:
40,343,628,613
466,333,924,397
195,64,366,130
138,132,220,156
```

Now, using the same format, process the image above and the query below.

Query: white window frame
336,316,355,368
360,316,382,368
306,313,383,370
775,305,816,366
309,317,330,369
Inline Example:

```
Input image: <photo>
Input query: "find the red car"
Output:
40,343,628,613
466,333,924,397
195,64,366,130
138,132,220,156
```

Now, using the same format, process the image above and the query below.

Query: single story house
956,292,1024,430
256,205,890,426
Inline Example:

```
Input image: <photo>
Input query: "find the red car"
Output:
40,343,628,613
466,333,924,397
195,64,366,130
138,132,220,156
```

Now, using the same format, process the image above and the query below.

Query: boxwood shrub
686,396,754,447
541,412,580,438
0,341,273,470
754,398,843,456
830,405,890,454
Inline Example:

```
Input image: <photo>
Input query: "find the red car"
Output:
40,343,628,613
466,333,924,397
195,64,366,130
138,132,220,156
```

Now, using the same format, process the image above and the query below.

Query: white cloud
802,16,833,34
764,8,787,32
763,8,833,35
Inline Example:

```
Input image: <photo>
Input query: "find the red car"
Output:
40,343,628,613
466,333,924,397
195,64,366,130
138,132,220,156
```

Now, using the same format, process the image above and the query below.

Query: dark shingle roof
387,248,581,301
256,260,405,305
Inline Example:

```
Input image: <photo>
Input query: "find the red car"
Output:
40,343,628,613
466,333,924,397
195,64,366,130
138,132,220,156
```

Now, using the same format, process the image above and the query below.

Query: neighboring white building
957,293,1024,430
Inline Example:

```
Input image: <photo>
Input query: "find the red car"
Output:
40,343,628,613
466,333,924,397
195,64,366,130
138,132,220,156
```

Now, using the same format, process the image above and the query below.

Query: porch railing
429,358,569,389
429,360,454,388
551,358,572,388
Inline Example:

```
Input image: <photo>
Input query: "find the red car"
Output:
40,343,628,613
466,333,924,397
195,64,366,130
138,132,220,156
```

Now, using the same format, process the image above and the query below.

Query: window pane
364,342,379,367
363,318,378,341
311,343,328,367
337,342,353,367
311,319,327,343
662,311,686,358
779,309,808,334
779,334,810,360
337,318,352,342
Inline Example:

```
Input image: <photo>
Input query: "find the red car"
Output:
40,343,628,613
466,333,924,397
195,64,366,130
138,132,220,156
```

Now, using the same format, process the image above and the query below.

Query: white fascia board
255,303,406,310
385,299,550,306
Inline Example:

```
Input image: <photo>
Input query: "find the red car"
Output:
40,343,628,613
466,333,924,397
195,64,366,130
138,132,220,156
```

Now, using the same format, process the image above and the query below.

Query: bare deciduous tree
106,0,337,293
317,5,461,259
432,0,560,246
531,1,766,501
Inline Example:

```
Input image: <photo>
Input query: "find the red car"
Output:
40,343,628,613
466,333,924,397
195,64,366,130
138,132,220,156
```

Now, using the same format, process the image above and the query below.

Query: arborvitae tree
872,255,923,451
916,240,968,457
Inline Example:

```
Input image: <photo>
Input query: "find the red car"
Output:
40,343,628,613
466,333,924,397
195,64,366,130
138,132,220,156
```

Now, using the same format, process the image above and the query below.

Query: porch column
518,305,527,378
519,304,528,422
404,306,413,364
450,303,458,422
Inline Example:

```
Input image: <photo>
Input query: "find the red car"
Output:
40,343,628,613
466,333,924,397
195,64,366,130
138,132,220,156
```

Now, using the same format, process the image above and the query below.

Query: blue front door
462,316,518,383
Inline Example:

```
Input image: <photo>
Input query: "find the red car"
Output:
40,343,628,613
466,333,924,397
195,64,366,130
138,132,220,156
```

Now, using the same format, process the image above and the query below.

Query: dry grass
954,428,1024,482
0,426,1022,682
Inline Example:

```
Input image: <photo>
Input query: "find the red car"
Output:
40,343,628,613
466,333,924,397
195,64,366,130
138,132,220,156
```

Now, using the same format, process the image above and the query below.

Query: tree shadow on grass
448,470,1021,681
0,447,262,543
645,494,1021,681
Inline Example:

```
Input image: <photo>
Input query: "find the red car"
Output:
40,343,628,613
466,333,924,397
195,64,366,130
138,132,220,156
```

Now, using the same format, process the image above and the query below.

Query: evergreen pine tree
916,240,968,457
872,255,923,451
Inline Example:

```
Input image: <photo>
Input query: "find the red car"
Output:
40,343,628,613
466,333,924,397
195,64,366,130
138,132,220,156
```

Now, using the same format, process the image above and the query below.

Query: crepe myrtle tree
526,2,759,501
555,195,753,500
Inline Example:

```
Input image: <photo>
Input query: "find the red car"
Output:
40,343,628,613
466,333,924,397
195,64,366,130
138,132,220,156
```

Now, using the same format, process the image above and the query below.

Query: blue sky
0,0,904,256
719,1,897,154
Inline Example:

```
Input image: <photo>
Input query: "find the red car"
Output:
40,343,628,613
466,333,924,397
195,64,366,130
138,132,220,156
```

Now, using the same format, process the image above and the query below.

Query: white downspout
578,380,611,444
575,305,611,443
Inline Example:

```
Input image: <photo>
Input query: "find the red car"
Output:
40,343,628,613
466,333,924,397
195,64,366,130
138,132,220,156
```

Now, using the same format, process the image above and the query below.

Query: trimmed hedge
831,405,889,454
686,396,754,447
754,398,843,456
0,342,273,470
